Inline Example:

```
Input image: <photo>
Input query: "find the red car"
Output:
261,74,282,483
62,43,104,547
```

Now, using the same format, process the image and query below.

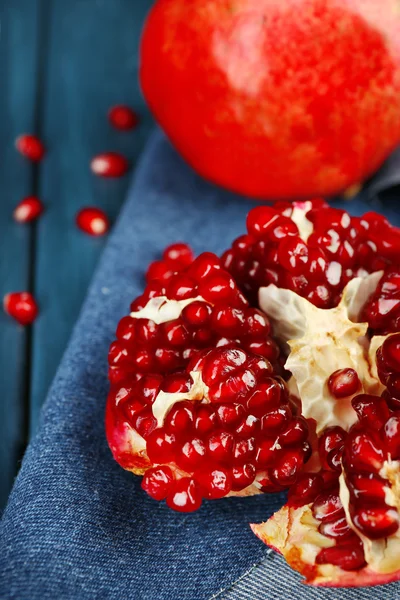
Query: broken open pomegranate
105,201,400,587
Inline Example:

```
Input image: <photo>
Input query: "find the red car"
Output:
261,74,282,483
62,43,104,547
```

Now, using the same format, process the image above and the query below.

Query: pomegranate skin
140,0,400,200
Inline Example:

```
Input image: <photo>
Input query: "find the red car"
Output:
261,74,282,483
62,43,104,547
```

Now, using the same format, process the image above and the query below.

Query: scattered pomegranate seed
328,368,361,398
90,152,129,177
15,134,45,161
108,105,138,130
4,292,38,325
13,196,44,223
76,207,110,236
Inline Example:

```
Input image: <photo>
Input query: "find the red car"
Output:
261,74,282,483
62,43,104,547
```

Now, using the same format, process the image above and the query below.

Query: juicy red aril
216,403,245,428
351,506,400,539
166,478,202,512
166,275,196,301
146,429,177,464
247,379,283,414
236,415,260,437
90,152,129,177
316,541,366,571
134,410,157,439
164,401,195,435
351,394,390,431
319,516,353,540
138,374,163,403
177,438,207,471
198,272,236,304
212,307,245,335
181,301,212,327
245,309,270,337
344,431,384,472
13,196,44,223
261,406,291,433
318,426,347,470
383,415,400,459
207,432,234,463
162,243,194,267
141,466,173,501
3,292,38,325
15,134,45,161
328,368,361,398
231,463,256,491
146,260,177,283
162,321,190,347
279,417,308,446
76,207,110,236
195,466,232,499
270,449,303,487
188,252,222,281
277,236,308,274
255,438,279,467
195,406,217,435
108,105,138,130
381,333,400,371
161,372,192,393
234,438,256,464
347,473,388,502
326,446,344,471
312,491,343,522
287,474,323,507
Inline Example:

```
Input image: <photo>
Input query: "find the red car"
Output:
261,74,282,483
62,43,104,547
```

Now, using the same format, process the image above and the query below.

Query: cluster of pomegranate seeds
90,152,129,177
108,346,311,511
108,105,139,131
145,242,195,284
15,134,45,161
3,292,38,325
222,200,400,321
76,207,110,237
108,252,280,384
13,196,44,223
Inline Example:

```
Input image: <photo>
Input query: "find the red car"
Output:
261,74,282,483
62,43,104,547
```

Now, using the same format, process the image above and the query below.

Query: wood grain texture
30,0,153,434
0,0,42,508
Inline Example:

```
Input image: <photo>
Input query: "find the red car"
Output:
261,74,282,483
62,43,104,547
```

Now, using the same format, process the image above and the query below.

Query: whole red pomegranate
140,0,400,199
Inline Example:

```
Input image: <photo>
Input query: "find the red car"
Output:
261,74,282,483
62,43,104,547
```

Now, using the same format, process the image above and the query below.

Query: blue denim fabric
1,130,400,600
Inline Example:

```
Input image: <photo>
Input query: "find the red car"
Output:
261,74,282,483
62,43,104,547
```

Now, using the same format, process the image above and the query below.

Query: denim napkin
1,130,400,600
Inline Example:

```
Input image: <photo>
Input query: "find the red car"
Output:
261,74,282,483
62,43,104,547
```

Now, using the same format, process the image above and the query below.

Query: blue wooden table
0,0,153,509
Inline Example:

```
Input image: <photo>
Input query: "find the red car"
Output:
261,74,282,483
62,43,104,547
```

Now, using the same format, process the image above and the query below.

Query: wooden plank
0,0,42,508
30,0,153,433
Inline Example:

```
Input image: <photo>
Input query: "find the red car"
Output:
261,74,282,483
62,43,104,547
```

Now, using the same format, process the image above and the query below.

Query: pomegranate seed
351,506,400,539
261,406,292,433
316,542,366,571
90,152,128,177
312,490,343,522
76,207,110,236
198,272,236,304
318,426,347,470
181,301,212,327
164,401,195,436
319,516,353,540
270,449,303,487
236,414,260,437
255,438,279,467
15,134,45,161
177,437,207,471
234,438,256,464
212,307,245,336
146,260,177,283
146,429,177,464
188,252,221,281
381,333,400,371
195,466,232,499
13,196,44,223
382,415,400,459
166,275,196,300
216,404,245,428
138,374,163,403
231,463,256,491
166,478,202,512
278,236,308,274
162,243,194,267
160,372,192,394
344,430,384,472
134,410,157,439
328,368,361,398
4,292,38,325
195,405,217,435
246,206,279,237
207,431,234,463
279,417,308,446
141,466,174,501
162,320,190,348
108,105,138,130
287,474,323,507
247,379,283,414
347,473,387,503
351,394,390,431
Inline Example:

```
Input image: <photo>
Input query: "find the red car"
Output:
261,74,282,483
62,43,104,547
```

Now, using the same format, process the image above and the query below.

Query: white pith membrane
252,272,400,585
130,295,206,324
